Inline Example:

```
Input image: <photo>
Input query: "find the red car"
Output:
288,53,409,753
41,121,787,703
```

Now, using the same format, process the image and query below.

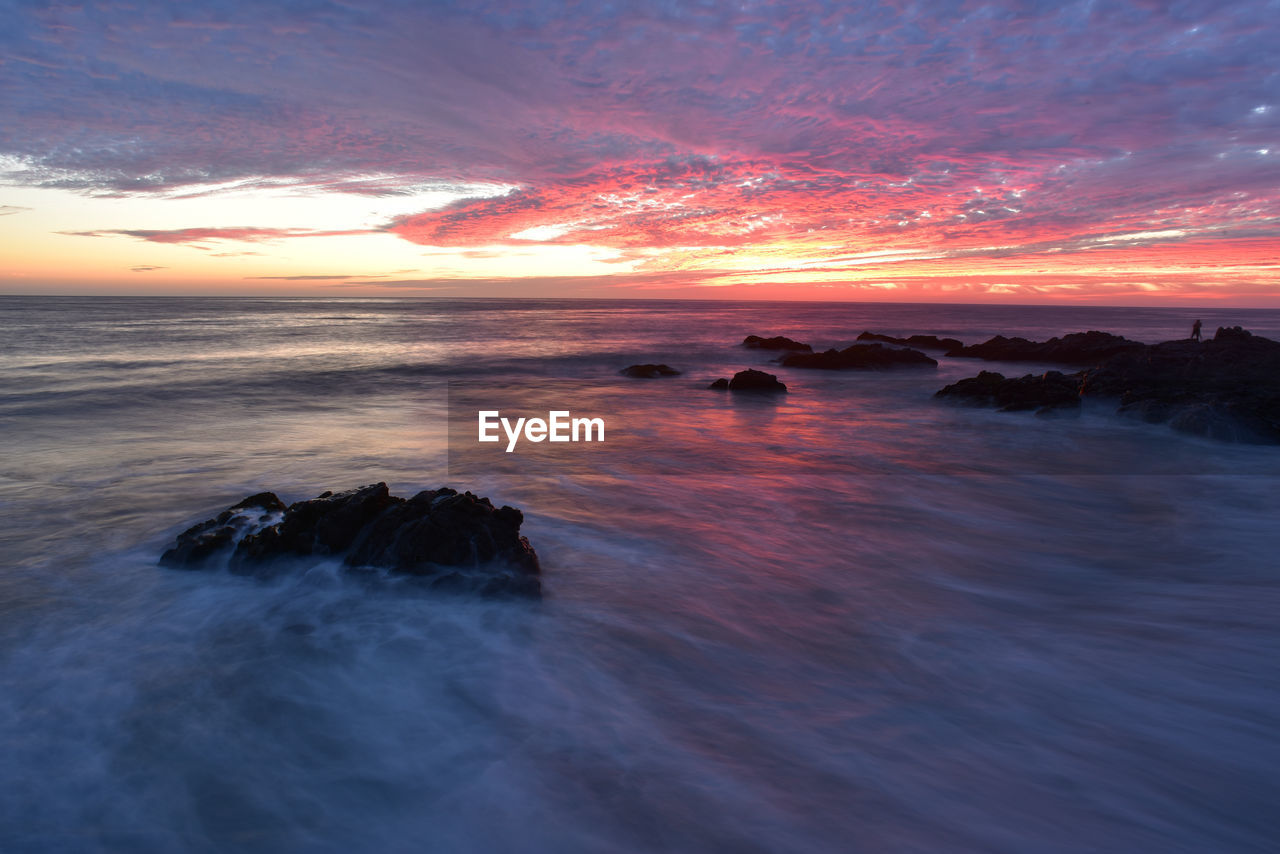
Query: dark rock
935,370,1082,415
620,363,681,378
937,327,1280,443
232,493,289,513
344,488,538,577
709,369,786,392
159,492,286,568
160,524,237,569
780,343,937,370
743,334,812,352
161,483,541,596
1080,327,1280,442
1211,325,1261,345
857,331,964,351
946,330,1143,365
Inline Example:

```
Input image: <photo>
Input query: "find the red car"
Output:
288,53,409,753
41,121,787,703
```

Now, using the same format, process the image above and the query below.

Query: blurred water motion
1,296,1278,853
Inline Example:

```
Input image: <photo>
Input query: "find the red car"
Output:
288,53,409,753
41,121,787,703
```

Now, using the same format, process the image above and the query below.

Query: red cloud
387,149,1280,266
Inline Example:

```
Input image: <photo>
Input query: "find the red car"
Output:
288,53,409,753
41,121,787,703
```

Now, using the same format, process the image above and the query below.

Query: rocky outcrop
161,483,541,596
935,370,1082,415
709,369,787,392
157,492,287,567
936,327,1280,443
1079,326,1280,443
856,331,964,351
620,363,681,378
780,343,937,370
743,335,812,352
945,331,1143,365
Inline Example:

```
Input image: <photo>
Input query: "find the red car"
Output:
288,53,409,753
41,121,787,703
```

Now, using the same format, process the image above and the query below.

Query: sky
1,0,1278,303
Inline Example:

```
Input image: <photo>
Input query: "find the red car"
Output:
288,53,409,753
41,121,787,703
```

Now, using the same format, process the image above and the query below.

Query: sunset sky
2,1,1277,302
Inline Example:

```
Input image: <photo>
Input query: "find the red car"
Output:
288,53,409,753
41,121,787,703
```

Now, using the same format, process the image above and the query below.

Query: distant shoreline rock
938,327,1280,443
780,343,937,370
857,331,964,351
160,483,541,597
743,334,812,352
709,368,787,392
620,363,681,378
945,330,1143,364
1081,326,1280,442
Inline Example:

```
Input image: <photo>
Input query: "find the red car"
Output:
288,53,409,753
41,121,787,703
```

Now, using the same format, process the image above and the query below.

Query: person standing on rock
1192,319,1202,342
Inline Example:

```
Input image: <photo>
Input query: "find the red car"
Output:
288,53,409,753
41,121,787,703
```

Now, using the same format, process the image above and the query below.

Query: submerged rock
709,369,787,392
620,363,681,378
935,370,1082,415
780,343,937,370
742,334,812,352
856,331,964,351
161,483,541,597
946,331,1143,365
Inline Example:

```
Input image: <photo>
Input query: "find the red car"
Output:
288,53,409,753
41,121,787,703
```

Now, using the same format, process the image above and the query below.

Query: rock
234,483,397,562
708,369,787,392
159,492,286,568
935,370,1082,415
620,363,681,378
743,334,812,352
1212,325,1254,344
857,331,964,351
937,327,1280,443
161,483,541,597
946,331,1143,365
780,343,937,370
1079,326,1280,442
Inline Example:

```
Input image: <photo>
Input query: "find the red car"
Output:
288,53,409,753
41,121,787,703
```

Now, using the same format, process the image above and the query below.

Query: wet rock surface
156,492,286,568
161,483,541,597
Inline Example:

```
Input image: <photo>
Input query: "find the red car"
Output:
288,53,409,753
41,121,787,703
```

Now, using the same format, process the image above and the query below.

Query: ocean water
1,296,1279,853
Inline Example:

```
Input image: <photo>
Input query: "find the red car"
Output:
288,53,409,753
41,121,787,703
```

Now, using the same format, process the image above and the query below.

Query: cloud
0,205,30,216
63,226,370,246
129,265,167,272
3,1,1278,294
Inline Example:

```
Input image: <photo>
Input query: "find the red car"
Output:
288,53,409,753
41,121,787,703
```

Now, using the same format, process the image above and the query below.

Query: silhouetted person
1192,319,1202,342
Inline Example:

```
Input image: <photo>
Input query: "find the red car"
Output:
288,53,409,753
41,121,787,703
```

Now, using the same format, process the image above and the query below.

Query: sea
1,296,1278,853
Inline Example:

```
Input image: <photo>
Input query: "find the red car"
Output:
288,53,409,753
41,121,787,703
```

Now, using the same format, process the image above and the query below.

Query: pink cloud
4,1,1278,297
64,226,370,246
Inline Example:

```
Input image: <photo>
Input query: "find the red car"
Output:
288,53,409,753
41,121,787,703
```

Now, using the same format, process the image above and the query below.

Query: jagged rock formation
160,483,541,596
937,327,1280,443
